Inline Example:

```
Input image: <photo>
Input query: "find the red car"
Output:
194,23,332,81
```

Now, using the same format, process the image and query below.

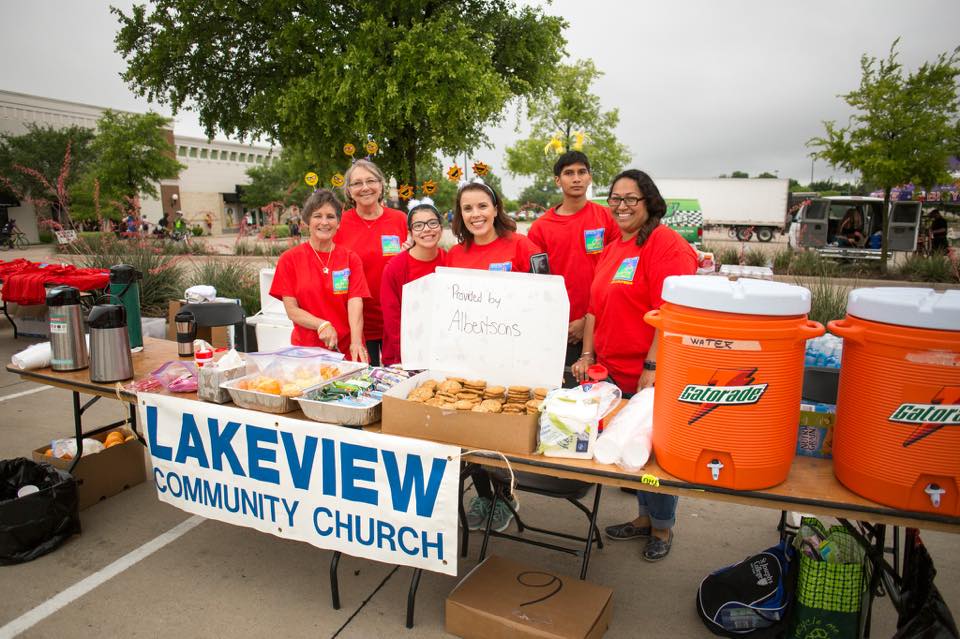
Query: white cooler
245,268,293,351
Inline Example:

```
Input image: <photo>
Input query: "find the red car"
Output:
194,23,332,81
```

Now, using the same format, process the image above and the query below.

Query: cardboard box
33,427,146,510
446,555,613,639
382,268,569,454
166,299,231,349
796,401,836,459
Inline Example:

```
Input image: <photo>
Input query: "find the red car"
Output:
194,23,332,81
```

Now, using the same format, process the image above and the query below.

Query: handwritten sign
400,267,568,388
54,230,78,245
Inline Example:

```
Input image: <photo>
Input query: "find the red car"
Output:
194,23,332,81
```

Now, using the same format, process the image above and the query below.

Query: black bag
893,529,959,639
697,541,798,637
0,458,81,565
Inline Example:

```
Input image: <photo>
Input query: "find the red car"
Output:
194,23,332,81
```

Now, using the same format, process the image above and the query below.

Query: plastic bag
893,529,959,639
51,438,104,459
0,458,81,565
243,346,352,393
537,382,621,458
151,360,199,393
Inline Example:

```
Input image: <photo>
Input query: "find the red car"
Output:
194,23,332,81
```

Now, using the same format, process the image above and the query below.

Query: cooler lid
259,268,286,317
661,275,811,316
846,288,960,331
46,285,80,306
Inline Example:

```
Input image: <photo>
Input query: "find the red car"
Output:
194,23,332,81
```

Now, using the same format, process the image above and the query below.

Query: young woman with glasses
335,159,409,365
379,199,447,366
571,169,698,562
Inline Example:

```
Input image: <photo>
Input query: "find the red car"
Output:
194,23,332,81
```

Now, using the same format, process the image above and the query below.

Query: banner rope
460,448,519,508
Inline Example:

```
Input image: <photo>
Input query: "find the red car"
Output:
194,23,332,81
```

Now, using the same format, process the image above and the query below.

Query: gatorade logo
890,386,960,447
678,368,767,424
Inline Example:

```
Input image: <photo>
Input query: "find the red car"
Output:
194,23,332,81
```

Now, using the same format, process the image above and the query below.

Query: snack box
296,367,414,426
221,360,367,414
382,267,568,454
796,401,836,459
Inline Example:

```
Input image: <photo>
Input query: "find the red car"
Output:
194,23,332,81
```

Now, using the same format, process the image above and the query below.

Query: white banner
138,393,461,575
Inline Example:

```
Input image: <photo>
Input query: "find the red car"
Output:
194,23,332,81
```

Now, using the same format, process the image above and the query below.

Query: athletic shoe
465,496,491,530
489,499,515,533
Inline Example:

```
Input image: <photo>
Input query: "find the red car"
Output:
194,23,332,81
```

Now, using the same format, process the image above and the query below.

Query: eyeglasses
607,195,645,208
348,178,380,189
411,219,441,232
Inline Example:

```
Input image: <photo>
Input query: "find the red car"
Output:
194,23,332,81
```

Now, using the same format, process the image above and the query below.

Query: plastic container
645,276,823,490
828,288,960,515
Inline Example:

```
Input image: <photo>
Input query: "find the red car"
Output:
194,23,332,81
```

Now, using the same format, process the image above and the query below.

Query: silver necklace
311,243,334,274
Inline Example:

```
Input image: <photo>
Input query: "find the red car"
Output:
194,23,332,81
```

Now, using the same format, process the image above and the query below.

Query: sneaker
489,499,515,533
465,496,491,530
605,521,651,541
642,531,674,562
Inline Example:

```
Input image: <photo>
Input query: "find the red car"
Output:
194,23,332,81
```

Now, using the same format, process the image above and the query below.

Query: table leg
2,299,17,339
68,391,84,474
406,568,423,629
330,551,342,610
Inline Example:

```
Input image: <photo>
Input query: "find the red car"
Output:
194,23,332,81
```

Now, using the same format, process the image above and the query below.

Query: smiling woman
447,181,540,272
269,189,371,362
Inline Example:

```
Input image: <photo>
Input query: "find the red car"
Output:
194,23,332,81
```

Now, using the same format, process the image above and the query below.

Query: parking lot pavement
1,327,957,638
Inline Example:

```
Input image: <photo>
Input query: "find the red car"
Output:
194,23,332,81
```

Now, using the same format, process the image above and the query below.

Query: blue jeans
636,491,678,530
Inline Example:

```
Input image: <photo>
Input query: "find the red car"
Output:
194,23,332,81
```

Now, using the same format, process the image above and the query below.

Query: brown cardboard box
446,555,613,639
382,373,539,454
166,300,230,348
32,427,146,510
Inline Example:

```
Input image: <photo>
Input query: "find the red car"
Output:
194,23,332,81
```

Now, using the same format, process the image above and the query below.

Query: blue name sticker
488,261,513,272
612,256,638,284
584,228,605,254
381,235,401,256
332,268,351,294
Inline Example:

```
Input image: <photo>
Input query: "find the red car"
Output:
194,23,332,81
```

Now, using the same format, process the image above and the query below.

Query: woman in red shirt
269,189,371,362
380,198,447,366
335,159,409,366
447,180,540,271
572,169,697,562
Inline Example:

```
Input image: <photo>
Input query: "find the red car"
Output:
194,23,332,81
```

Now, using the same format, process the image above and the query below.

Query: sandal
642,531,674,561
604,521,651,541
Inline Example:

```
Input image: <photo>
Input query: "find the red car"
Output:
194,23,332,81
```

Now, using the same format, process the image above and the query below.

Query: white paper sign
54,230,78,244
400,267,569,388
139,393,461,575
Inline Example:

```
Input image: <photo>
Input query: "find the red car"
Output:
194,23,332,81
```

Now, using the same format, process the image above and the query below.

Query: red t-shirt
527,200,619,321
588,225,697,392
379,249,447,366
333,207,408,341
269,242,370,355
445,232,540,272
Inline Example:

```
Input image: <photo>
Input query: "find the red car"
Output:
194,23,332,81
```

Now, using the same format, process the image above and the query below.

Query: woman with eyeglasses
379,199,447,366
270,189,371,362
447,180,540,272
572,169,697,562
335,159,409,365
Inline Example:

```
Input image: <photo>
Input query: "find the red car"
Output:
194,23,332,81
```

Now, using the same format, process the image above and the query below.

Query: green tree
0,124,96,220
90,110,184,202
113,1,566,187
719,170,750,178
756,171,778,179
241,146,330,212
810,40,960,272
505,59,630,191
517,179,561,210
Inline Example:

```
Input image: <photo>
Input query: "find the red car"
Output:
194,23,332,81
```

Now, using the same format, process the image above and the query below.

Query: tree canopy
91,110,184,201
113,0,567,186
505,59,631,193
810,40,960,271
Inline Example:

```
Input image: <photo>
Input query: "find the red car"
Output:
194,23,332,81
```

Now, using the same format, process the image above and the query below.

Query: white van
788,196,922,256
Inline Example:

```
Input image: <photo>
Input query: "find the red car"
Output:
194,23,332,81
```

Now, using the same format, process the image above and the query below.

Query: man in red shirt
527,151,619,384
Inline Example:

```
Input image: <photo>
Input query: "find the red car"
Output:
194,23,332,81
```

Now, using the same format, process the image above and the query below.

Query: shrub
897,254,959,283
716,247,740,266
772,248,793,273
805,275,850,327
190,225,204,237
260,224,291,239
188,260,261,316
38,230,54,244
787,250,840,277
743,247,769,267
234,239,288,256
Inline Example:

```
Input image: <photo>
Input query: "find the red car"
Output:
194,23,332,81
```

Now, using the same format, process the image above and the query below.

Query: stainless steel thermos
46,285,89,371
88,304,134,382
175,310,196,357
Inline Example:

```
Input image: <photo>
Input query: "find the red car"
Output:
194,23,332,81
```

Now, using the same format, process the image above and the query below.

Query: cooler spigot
707,459,724,481
924,483,945,508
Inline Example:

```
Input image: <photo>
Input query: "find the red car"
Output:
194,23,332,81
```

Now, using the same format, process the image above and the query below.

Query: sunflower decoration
331,173,345,188
447,164,463,183
304,172,319,187
472,161,489,177
398,184,415,201
365,139,379,156
544,133,564,156
343,143,356,158
421,180,438,196
572,130,587,151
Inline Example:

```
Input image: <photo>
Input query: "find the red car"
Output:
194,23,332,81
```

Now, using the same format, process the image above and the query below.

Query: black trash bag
893,529,959,639
0,458,81,565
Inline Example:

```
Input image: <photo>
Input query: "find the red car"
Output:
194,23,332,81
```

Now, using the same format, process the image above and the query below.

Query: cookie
448,377,468,384
479,399,503,413
525,399,542,411
455,399,476,410
439,380,462,394
441,402,458,410
485,385,505,396
508,385,531,394
533,387,548,399
424,397,446,407
457,392,481,401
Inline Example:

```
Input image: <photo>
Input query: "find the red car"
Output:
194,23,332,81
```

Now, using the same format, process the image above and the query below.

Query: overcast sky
1,1,957,198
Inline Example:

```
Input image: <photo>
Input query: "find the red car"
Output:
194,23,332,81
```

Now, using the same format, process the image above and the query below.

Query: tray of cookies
406,377,547,415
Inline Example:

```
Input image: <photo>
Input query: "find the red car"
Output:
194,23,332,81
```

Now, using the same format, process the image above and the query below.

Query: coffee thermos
109,264,143,349
175,310,196,357
46,285,89,371
88,304,134,382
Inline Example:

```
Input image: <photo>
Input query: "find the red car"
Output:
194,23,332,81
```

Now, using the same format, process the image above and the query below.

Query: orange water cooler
645,276,824,490
828,288,960,516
